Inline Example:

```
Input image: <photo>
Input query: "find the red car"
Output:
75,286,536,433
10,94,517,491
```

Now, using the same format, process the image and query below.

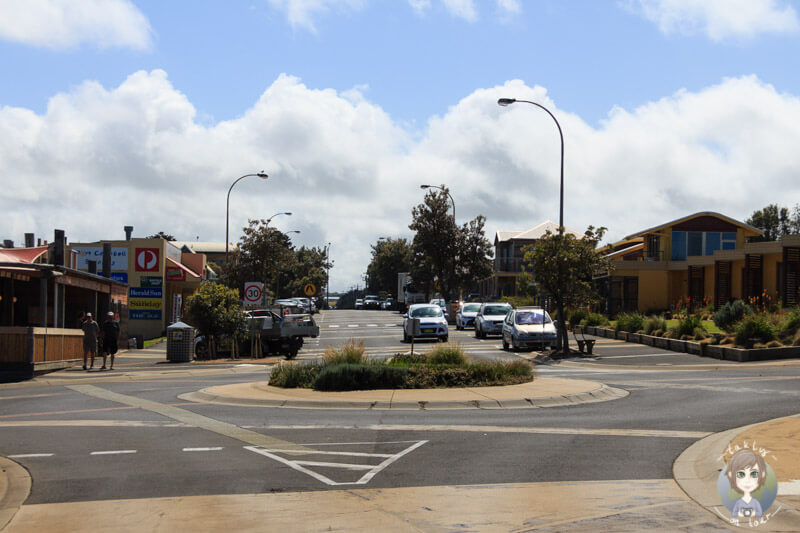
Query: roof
172,241,230,254
624,212,763,240
604,242,644,259
0,246,49,264
496,221,583,243
166,257,201,279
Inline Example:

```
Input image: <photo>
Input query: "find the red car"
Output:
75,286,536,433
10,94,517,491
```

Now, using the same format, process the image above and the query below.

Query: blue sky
2,0,800,291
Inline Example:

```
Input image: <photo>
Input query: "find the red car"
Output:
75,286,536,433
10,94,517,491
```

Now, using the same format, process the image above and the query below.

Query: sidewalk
183,377,629,410
674,413,800,530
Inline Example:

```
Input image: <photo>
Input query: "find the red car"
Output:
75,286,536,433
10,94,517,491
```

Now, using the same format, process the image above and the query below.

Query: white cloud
630,0,800,41
442,0,477,21
0,0,153,50
3,72,800,290
496,0,521,15
408,0,431,16
266,0,367,31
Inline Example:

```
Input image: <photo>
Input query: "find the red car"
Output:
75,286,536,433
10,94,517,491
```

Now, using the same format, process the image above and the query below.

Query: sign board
244,282,263,306
110,272,128,284
166,266,185,282
72,246,129,271
130,287,163,298
304,283,316,297
130,310,162,320
135,248,160,272
129,298,162,310
171,293,182,324
140,276,163,287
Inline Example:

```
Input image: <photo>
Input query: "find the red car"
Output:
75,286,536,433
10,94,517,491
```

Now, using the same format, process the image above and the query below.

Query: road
2,309,799,530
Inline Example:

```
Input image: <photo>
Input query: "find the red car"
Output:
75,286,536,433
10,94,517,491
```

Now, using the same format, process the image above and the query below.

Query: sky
2,0,800,292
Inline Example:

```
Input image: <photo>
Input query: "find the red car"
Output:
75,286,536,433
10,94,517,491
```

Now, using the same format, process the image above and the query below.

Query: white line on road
293,460,374,470
328,325,340,328
347,325,359,328
182,447,224,452
367,324,378,327
260,449,393,458
595,353,684,359
90,450,137,455
8,453,54,458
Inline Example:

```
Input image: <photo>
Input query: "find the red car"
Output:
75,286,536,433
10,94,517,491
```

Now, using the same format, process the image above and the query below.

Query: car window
410,306,442,318
462,303,481,312
484,304,511,315
515,311,551,325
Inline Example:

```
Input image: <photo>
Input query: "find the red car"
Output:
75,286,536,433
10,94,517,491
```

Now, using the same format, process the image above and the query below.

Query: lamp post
420,184,455,222
497,98,564,234
266,211,292,225
226,172,269,264
325,242,331,309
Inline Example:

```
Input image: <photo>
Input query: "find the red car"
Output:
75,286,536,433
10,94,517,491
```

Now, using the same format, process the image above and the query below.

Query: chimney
25,233,34,248
37,238,41,246
102,243,112,278
53,229,65,266
124,226,134,241
2,240,12,248
88,260,97,274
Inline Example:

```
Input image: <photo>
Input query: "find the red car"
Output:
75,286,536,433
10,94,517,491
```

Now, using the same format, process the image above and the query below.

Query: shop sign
166,267,185,282
129,298,162,310
110,272,128,283
130,287,162,298
140,276,163,287
135,248,160,272
73,246,129,270
129,310,162,320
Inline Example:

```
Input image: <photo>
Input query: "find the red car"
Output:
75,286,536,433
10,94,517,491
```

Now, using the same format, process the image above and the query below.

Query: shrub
734,315,776,346
323,339,367,366
642,316,667,335
652,329,664,337
427,343,467,366
713,300,752,332
568,309,588,328
390,352,428,365
780,311,800,334
581,313,608,327
268,362,321,388
465,360,533,386
313,363,408,391
615,312,644,333
675,315,704,337
692,327,708,341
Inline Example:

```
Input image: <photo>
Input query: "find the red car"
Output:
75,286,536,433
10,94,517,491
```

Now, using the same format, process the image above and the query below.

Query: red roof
0,246,49,264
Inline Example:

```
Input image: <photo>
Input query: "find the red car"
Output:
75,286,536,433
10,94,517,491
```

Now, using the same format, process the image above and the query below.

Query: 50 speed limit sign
244,282,263,305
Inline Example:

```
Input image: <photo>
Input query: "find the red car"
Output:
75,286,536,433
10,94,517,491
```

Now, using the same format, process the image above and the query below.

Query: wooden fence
0,327,83,367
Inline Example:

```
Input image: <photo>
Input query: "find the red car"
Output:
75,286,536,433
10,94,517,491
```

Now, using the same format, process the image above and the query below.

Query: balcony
495,258,524,273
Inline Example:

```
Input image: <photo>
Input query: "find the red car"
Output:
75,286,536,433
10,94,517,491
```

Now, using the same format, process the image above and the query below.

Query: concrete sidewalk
674,413,800,530
182,377,629,410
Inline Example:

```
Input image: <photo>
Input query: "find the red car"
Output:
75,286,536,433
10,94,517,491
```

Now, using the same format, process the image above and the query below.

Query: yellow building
602,212,800,314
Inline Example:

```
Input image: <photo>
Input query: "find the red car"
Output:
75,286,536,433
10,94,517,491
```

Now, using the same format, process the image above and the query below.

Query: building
480,221,583,298
600,211,800,314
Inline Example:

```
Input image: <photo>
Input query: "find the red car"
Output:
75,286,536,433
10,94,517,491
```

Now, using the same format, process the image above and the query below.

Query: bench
573,325,596,354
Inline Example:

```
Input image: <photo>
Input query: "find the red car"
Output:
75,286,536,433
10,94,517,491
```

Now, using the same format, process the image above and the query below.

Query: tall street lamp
266,211,292,225
420,184,455,222
226,172,269,264
325,242,331,309
497,98,564,234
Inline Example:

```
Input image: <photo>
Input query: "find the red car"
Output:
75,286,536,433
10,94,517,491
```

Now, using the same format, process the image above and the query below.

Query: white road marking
90,450,137,455
596,353,683,359
8,453,53,458
367,324,378,327
293,460,374,470
347,325,359,328
0,420,189,428
182,447,224,452
328,325,340,328
259,449,393,458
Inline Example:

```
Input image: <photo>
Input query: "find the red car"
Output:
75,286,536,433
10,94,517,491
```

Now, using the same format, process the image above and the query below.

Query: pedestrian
101,311,120,370
81,312,100,370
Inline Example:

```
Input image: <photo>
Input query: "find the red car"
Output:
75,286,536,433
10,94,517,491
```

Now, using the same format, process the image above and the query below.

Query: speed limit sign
244,282,263,306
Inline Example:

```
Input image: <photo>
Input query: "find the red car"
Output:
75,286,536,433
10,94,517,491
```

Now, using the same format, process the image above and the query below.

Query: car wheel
195,341,209,360
502,337,509,350
511,338,519,352
402,331,408,343
474,326,480,339
440,335,448,343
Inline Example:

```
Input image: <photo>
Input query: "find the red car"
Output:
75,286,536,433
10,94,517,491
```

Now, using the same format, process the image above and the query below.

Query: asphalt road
2,309,799,529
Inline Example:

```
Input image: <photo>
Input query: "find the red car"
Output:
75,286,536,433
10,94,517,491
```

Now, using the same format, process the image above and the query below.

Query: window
705,232,721,255
687,232,703,257
672,231,687,260
673,230,739,260
722,232,737,250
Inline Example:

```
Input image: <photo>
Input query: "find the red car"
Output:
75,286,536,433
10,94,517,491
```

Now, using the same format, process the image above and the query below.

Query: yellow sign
304,283,316,296
129,298,163,310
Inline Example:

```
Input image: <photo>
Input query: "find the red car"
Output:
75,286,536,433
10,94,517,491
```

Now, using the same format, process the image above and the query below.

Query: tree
366,238,412,296
146,231,176,241
282,246,330,299
520,226,612,355
183,281,247,358
409,186,493,301
746,204,791,242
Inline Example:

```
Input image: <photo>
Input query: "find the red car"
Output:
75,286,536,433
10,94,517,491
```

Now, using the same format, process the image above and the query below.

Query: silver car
456,302,482,330
474,302,512,339
403,303,448,342
502,307,557,351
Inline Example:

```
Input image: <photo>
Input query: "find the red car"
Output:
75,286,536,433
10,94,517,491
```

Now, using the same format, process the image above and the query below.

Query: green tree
746,204,791,242
366,238,412,296
146,231,176,241
283,246,330,299
409,186,493,301
520,226,612,355
183,281,247,358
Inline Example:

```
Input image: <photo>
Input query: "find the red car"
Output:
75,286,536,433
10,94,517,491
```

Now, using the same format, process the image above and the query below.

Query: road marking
595,353,686,359
90,450,137,455
347,325,359,328
259,449,394,458
245,440,427,486
328,325,340,328
0,420,187,428
183,447,224,452
8,453,53,458
367,324,378,327
247,424,710,439
0,393,64,400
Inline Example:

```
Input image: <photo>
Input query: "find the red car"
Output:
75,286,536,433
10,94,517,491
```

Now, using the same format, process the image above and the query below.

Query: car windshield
516,311,551,325
462,303,481,312
411,306,443,318
484,305,511,315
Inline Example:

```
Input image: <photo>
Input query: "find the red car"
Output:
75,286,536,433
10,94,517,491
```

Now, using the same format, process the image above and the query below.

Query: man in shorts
82,312,100,370
102,312,120,370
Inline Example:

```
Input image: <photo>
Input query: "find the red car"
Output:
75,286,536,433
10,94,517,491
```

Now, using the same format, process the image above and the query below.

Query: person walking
101,311,120,370
81,312,100,370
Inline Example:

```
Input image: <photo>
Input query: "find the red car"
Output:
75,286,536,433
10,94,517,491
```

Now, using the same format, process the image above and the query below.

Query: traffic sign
244,282,263,305
304,283,316,296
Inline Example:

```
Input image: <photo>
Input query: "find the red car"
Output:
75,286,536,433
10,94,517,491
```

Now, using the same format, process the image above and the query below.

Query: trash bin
166,321,196,362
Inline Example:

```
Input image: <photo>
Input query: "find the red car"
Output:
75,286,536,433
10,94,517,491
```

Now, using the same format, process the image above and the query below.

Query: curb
0,457,31,531
673,415,800,531
559,359,800,372
179,383,629,410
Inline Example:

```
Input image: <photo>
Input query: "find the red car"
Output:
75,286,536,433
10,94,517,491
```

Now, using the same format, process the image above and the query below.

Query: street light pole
420,184,455,222
266,211,292,225
497,98,564,234
226,172,269,264
326,242,331,309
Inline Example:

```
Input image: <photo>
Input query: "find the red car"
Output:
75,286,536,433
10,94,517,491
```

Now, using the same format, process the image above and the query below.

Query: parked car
363,295,381,310
294,297,317,314
274,299,306,314
502,306,557,351
354,298,363,310
381,297,394,310
455,302,482,330
403,303,448,343
474,302,513,339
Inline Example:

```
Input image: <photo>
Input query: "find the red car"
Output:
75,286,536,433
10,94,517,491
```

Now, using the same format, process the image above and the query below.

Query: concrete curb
179,383,629,410
0,457,31,531
559,359,800,372
673,415,800,531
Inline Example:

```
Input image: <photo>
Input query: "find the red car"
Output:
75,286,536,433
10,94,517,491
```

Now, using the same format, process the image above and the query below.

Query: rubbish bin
166,321,196,362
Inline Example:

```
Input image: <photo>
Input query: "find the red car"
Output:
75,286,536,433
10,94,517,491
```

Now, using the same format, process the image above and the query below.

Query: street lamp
325,242,331,309
497,98,564,234
226,172,269,263
420,184,455,222
266,211,292,225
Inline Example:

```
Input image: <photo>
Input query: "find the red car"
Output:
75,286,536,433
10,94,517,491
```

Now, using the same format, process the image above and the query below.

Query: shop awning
165,257,201,282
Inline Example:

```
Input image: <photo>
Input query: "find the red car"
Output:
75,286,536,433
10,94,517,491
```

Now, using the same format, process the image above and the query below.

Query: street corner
674,415,800,531
0,456,32,530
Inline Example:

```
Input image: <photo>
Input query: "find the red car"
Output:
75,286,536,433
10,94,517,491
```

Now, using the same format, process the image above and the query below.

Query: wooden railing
0,327,83,365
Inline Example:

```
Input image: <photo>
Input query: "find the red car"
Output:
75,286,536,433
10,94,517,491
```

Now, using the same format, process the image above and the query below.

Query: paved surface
2,309,800,531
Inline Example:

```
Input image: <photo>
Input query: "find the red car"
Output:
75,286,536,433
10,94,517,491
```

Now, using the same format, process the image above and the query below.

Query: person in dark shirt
82,313,100,370
101,312,120,370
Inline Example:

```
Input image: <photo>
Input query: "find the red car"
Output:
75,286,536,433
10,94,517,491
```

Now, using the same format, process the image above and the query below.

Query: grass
610,319,723,335
144,336,166,348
